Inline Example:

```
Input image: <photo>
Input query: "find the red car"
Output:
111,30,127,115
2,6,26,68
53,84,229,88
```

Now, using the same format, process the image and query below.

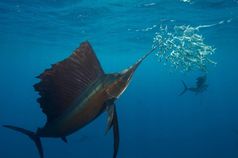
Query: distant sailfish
179,75,208,96
3,41,156,158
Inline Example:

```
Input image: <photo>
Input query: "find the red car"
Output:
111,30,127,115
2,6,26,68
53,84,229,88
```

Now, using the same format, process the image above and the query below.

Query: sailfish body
3,41,155,158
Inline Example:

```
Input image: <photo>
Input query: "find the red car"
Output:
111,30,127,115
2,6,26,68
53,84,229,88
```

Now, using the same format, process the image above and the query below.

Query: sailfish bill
3,41,156,158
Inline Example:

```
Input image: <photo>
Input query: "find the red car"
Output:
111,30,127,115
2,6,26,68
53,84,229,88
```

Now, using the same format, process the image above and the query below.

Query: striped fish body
37,75,116,137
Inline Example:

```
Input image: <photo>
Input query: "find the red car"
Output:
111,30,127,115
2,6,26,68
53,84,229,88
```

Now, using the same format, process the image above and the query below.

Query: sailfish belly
39,85,108,137
60,91,107,136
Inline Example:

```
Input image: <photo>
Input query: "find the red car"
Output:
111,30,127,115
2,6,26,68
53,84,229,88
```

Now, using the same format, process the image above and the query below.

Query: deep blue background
0,0,238,158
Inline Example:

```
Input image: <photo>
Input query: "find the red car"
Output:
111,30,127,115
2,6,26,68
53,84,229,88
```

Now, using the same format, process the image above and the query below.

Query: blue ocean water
0,0,238,158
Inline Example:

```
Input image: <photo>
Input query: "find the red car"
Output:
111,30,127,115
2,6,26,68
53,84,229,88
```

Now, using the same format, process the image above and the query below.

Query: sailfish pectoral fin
105,103,119,158
105,103,115,134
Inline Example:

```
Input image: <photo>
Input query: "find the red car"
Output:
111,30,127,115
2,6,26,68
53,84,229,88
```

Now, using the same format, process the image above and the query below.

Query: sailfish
179,75,208,96
3,41,156,158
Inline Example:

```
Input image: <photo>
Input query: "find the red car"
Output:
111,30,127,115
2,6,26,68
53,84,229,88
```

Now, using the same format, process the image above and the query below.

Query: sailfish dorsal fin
34,41,104,122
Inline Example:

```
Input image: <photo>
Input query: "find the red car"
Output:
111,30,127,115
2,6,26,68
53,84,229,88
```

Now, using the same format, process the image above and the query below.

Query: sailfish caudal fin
3,125,43,158
179,80,188,96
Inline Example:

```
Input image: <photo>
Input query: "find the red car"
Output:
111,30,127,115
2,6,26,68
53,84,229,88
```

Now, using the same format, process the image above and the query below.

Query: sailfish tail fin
3,125,43,158
179,80,188,96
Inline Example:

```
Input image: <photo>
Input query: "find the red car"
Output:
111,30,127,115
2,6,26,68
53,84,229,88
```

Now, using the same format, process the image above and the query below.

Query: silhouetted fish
179,75,208,96
3,41,156,158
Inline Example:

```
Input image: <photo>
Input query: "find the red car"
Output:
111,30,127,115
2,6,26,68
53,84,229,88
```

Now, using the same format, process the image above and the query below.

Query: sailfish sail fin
34,41,104,122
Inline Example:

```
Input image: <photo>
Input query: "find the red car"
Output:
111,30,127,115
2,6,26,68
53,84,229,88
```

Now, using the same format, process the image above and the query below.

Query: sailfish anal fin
105,101,119,158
